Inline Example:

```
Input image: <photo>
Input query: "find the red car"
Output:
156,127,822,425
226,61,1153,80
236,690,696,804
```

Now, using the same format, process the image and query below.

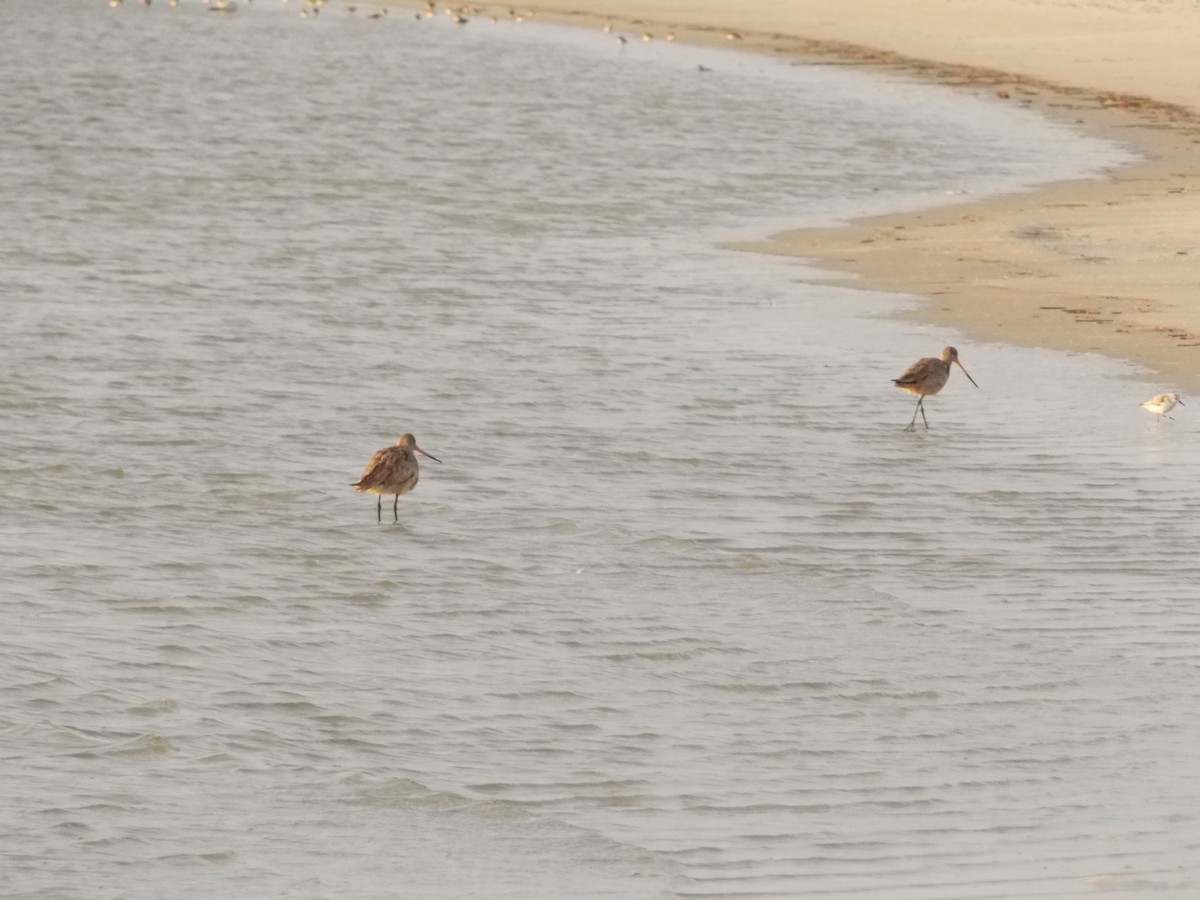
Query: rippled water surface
3,1,1199,898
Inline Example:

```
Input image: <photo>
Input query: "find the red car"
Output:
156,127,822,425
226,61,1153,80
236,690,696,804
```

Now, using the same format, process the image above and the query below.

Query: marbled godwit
893,346,979,431
1140,392,1183,421
353,434,441,522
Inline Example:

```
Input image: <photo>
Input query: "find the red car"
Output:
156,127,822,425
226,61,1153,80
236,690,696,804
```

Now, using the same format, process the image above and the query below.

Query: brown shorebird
352,433,441,522
893,346,979,431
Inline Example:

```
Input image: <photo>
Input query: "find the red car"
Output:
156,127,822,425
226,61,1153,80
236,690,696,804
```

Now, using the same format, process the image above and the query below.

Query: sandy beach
407,0,1200,390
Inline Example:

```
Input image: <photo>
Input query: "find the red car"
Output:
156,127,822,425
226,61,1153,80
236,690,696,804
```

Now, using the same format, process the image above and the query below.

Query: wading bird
1140,392,1183,421
352,433,441,522
893,346,979,431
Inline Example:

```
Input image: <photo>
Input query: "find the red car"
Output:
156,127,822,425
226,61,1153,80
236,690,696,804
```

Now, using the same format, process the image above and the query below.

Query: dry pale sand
402,0,1200,389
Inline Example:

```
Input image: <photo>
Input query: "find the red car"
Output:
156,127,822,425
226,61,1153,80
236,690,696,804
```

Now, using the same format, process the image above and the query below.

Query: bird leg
393,494,400,523
904,397,920,431
904,397,930,431
376,495,382,523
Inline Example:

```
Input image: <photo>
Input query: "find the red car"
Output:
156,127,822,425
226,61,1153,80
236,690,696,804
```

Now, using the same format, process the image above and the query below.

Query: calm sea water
4,2,1199,898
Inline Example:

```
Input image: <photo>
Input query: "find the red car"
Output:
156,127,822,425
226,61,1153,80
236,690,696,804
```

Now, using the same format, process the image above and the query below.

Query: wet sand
404,0,1200,390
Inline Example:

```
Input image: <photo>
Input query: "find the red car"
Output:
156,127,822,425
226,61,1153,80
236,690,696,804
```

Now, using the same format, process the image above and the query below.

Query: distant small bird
1140,392,1184,421
616,34,627,45
725,31,742,40
893,346,979,431
641,32,653,41
353,433,442,523
665,31,675,41
697,64,712,73
108,0,122,6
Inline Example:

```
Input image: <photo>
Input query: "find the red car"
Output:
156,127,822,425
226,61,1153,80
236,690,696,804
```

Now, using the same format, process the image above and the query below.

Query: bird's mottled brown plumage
893,346,978,431
353,433,441,522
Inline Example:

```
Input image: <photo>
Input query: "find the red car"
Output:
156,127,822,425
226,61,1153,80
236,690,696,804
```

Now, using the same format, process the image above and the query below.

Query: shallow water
3,2,1198,898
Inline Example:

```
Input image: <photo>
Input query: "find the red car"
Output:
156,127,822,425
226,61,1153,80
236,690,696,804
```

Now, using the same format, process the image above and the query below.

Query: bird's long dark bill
956,361,980,388
416,446,442,463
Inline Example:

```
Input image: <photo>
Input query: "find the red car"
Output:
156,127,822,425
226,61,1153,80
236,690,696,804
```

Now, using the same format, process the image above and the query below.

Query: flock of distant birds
101,0,506,20
102,0,747,51
351,347,1185,522
106,0,241,10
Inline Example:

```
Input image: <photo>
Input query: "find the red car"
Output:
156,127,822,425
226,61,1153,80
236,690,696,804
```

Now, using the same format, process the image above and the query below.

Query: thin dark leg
919,397,930,430
393,495,399,523
376,496,382,523
905,397,921,431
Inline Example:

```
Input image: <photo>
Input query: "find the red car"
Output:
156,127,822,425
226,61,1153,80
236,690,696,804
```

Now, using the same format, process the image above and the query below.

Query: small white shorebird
352,433,442,523
1140,392,1184,421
